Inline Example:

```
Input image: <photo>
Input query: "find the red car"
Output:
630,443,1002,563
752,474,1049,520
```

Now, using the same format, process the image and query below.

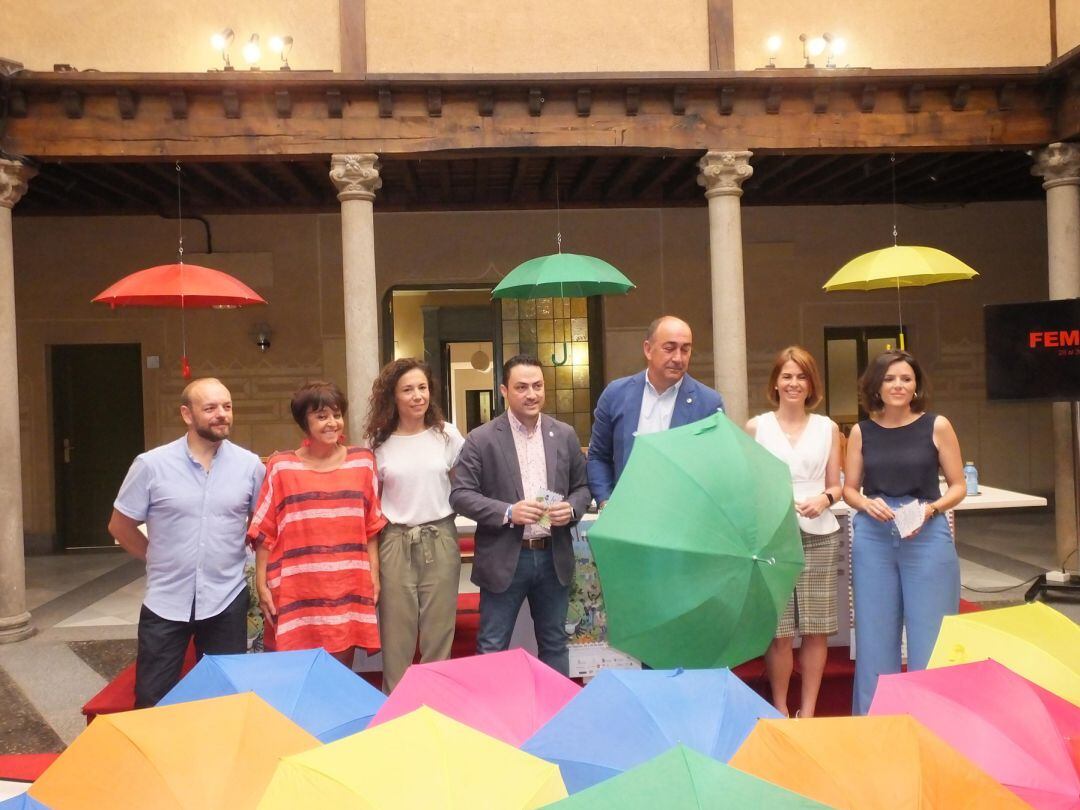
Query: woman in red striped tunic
250,381,387,665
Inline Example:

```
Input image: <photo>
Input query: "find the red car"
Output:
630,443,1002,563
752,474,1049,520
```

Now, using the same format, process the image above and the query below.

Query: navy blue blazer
586,371,724,503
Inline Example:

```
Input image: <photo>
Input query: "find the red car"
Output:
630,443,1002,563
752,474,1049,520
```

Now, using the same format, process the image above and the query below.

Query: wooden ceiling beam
5,73,1054,159
508,157,531,202
229,164,287,205
634,156,694,198
569,157,609,201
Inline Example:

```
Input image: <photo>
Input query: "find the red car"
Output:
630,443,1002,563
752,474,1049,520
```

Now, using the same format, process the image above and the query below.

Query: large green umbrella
546,745,834,809
588,411,803,669
491,253,635,300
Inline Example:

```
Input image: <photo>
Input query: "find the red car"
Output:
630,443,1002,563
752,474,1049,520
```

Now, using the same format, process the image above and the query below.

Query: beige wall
732,0,1051,70
1,0,339,72
2,0,1055,74
1060,0,1080,56
391,289,493,360
11,197,1052,545
365,0,710,73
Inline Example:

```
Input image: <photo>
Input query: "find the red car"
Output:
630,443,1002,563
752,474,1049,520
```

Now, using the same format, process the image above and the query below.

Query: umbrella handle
551,341,568,366
181,356,191,379
751,555,776,565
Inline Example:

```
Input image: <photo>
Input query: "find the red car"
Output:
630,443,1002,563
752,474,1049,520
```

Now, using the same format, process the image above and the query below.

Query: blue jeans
851,498,960,715
477,546,570,676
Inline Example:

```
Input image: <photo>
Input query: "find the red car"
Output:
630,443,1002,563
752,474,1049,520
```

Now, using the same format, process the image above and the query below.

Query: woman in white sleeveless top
745,346,843,717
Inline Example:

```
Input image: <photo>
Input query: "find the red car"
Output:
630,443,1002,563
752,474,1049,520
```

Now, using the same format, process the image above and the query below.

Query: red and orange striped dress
248,446,387,654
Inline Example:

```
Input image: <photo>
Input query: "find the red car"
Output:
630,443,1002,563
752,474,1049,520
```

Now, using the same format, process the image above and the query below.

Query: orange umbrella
30,693,318,810
729,716,1029,809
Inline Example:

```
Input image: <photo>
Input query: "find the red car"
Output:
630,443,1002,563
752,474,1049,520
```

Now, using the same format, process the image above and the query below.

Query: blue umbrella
158,649,385,742
0,794,51,809
522,667,782,793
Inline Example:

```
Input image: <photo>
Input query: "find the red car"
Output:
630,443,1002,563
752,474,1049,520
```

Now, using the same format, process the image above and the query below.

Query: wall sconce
823,33,847,68
252,322,273,352
242,33,261,68
269,35,293,70
763,35,782,68
210,28,235,71
799,33,827,68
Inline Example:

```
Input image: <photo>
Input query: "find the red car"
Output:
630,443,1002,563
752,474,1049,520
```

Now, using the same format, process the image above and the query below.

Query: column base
0,611,34,644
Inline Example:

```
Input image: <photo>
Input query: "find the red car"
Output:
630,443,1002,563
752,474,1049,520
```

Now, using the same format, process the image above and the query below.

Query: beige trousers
377,515,461,693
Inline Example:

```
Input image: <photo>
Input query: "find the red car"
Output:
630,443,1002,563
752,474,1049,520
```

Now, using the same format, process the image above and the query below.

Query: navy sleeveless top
859,412,940,501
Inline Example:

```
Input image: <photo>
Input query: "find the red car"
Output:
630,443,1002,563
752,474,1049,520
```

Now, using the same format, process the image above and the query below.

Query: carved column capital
329,153,382,202
697,150,754,199
1033,142,1080,190
0,160,37,210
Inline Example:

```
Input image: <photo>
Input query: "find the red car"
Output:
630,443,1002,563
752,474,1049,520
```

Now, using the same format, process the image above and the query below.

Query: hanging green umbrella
588,411,803,669
491,253,635,300
546,745,834,809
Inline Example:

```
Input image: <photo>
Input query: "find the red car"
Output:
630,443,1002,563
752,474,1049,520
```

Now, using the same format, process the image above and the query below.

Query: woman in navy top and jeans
843,350,966,715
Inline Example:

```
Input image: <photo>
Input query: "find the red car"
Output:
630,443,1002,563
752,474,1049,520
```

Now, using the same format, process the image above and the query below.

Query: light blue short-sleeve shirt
114,436,265,622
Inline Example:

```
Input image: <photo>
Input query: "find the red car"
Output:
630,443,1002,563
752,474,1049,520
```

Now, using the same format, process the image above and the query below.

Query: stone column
0,159,36,643
329,154,382,440
698,150,754,426
1033,142,1080,568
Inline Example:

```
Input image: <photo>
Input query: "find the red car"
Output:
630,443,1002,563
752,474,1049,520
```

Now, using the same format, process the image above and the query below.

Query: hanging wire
175,162,188,374
555,167,562,254
890,153,905,348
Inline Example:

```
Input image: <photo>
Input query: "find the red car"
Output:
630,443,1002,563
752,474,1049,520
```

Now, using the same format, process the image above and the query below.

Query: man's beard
195,421,230,442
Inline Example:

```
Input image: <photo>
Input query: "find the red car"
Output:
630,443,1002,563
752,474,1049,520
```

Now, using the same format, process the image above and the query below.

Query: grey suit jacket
449,412,592,593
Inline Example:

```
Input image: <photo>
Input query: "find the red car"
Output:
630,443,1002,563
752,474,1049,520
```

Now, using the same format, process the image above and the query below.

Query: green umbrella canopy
546,745,834,809
491,253,635,300
588,411,803,669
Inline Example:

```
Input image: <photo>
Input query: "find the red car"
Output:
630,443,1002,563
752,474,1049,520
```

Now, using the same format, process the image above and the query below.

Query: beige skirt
776,528,842,638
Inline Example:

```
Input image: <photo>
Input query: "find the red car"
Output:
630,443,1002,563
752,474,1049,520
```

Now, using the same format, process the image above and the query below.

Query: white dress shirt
636,375,684,436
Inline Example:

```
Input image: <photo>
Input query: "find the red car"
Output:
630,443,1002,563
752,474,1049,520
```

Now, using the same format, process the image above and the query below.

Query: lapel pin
686,397,693,404
549,431,554,437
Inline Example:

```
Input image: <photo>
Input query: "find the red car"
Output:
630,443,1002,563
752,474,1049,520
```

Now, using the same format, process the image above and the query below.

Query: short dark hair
767,346,824,410
290,381,348,431
502,354,543,385
858,350,928,413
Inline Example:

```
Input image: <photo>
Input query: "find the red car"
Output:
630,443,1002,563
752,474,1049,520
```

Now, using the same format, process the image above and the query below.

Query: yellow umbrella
30,693,319,810
823,245,979,292
928,602,1080,705
258,706,567,809
823,245,979,349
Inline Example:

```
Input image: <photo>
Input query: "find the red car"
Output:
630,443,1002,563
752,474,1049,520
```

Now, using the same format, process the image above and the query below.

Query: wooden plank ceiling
15,151,1043,216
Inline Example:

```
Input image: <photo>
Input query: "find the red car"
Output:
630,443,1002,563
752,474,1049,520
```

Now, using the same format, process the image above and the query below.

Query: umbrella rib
105,716,191,810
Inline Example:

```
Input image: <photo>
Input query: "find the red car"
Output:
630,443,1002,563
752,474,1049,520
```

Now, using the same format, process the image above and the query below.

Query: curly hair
364,358,447,449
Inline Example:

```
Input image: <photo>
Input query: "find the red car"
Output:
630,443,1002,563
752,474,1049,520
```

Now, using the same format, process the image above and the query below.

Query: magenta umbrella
870,659,1080,809
368,649,580,746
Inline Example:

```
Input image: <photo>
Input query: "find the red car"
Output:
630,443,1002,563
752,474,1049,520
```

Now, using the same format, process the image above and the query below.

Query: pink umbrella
870,659,1080,809
369,649,580,746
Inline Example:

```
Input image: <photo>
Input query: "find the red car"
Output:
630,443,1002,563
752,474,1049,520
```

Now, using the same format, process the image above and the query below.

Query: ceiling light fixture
269,35,293,70
242,33,261,67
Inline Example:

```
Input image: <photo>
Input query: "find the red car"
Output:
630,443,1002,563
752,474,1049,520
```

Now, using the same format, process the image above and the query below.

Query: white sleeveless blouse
754,412,840,535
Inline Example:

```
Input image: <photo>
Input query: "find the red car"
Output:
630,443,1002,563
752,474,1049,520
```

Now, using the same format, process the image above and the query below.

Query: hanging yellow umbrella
258,706,567,809
823,245,979,291
928,601,1080,705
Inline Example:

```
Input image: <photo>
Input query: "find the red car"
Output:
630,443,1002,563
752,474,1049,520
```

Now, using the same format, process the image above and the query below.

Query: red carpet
0,754,60,782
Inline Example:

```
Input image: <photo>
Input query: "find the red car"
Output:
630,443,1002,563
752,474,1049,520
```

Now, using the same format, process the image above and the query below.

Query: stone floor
0,508,1074,764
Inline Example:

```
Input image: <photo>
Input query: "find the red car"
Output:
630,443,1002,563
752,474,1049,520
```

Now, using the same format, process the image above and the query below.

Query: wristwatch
504,505,514,526
824,492,835,505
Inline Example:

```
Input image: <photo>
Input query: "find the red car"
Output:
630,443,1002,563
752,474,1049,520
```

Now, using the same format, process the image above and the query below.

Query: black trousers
134,586,248,708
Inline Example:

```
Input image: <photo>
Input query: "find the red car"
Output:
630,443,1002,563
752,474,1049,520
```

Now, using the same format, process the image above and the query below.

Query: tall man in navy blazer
451,355,592,676
588,316,724,506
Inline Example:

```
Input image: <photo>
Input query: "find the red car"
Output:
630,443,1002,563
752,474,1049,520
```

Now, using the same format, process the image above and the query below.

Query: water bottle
963,461,979,496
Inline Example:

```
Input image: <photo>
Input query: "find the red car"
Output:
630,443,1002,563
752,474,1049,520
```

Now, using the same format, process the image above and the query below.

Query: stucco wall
1,0,340,72
732,0,1051,70
1059,0,1080,56
0,0,1055,74
12,197,1052,545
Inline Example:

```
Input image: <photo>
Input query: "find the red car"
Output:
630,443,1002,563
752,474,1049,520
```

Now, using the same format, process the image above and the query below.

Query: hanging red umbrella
93,263,266,309
92,262,266,378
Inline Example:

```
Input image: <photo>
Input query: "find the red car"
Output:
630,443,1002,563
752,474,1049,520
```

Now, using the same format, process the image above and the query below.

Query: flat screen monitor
985,298,1080,401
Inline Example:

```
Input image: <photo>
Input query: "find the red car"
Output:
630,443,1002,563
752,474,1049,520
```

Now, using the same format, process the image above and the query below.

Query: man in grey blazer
587,315,724,507
450,355,592,676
